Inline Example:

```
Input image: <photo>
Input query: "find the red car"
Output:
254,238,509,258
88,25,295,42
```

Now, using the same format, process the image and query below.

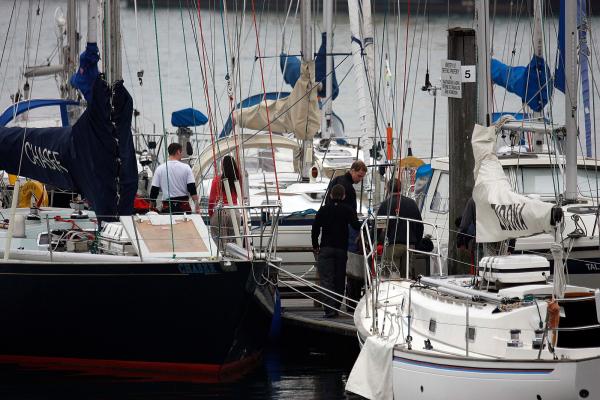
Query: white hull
392,348,599,400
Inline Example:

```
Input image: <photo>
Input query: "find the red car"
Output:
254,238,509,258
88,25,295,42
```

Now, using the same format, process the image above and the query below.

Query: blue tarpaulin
491,55,551,112
70,42,100,103
171,108,208,128
280,32,339,100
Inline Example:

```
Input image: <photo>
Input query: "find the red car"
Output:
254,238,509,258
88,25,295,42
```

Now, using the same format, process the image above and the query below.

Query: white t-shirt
151,160,195,199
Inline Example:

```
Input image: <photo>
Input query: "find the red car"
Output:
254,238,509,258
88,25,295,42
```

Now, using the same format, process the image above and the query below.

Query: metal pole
475,0,492,126
565,0,578,201
46,214,53,263
300,0,313,180
131,216,143,262
322,0,334,139
430,88,437,160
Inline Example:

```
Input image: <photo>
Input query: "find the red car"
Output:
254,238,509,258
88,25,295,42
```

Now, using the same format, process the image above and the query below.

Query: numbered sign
461,65,476,82
441,59,462,98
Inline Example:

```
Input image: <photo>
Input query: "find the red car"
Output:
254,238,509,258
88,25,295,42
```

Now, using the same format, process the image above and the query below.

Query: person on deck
312,184,362,318
378,180,424,277
325,160,367,304
208,155,240,218
150,143,199,214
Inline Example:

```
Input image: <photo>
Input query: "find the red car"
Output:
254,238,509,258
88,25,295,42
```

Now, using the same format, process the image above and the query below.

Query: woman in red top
208,155,240,217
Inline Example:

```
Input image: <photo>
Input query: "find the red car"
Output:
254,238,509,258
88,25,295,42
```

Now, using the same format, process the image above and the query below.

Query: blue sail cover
0,77,136,220
171,108,208,127
491,55,551,112
280,32,339,100
69,43,100,103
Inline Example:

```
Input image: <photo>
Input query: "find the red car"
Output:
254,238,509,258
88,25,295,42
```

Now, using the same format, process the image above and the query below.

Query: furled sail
232,60,319,141
490,55,551,112
471,122,555,242
280,32,339,100
0,76,136,220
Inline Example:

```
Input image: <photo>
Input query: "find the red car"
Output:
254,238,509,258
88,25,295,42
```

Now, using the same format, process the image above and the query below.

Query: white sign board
461,65,476,82
441,59,462,98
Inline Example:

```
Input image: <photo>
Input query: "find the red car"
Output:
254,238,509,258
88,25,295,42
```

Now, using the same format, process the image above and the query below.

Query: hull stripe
0,353,262,383
393,356,554,375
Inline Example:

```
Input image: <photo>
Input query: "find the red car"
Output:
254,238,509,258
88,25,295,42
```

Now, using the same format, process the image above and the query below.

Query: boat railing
359,215,444,289
212,203,282,261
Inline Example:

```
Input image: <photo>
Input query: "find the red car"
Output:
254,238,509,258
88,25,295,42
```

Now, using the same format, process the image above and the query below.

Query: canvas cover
472,123,554,242
346,335,394,400
232,60,319,140
0,78,136,220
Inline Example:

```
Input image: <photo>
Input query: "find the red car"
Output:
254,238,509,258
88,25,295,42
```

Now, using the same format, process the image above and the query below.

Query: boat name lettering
490,203,528,231
585,262,600,271
24,142,68,173
178,263,218,274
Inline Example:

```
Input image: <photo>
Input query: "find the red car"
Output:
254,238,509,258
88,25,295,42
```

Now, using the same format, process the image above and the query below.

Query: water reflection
0,343,363,399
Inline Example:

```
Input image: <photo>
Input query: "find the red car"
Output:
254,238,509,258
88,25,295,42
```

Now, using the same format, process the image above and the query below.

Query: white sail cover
233,60,319,140
472,123,554,242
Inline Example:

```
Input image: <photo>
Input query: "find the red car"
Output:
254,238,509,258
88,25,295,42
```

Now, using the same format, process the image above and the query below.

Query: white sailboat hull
392,348,599,400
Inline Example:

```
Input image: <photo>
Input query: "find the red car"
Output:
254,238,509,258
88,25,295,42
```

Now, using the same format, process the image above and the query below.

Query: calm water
2,1,600,158
0,343,360,399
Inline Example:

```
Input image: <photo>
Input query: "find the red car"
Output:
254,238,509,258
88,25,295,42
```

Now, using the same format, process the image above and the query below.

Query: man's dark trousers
317,247,348,312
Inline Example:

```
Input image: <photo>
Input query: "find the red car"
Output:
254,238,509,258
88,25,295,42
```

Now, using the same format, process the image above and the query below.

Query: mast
475,0,492,126
565,0,578,201
321,0,333,139
532,0,545,153
300,0,313,179
103,0,122,84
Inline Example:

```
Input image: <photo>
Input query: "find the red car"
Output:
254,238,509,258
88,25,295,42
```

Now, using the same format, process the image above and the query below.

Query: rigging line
0,0,17,71
278,0,300,98
394,0,411,180
194,0,221,207
132,0,147,135
249,0,280,200
406,0,427,144
151,0,177,255
220,1,251,253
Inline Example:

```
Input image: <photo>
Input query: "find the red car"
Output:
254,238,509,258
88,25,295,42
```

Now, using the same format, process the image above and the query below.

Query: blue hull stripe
393,356,553,375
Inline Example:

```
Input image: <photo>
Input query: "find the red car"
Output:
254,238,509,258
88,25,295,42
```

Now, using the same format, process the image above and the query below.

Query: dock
275,262,358,342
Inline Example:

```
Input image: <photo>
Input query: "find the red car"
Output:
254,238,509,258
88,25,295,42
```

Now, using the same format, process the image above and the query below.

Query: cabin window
429,319,437,333
430,172,449,213
466,326,476,341
514,166,600,198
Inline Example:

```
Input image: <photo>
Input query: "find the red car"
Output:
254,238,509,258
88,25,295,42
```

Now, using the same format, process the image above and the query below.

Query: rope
151,0,176,256
249,0,280,200
0,0,17,70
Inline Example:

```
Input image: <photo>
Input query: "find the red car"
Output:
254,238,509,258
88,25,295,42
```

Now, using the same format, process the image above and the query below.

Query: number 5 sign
461,66,476,83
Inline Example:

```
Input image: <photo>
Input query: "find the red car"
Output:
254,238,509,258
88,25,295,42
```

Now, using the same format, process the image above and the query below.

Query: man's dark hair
388,179,401,194
330,184,345,200
168,142,183,156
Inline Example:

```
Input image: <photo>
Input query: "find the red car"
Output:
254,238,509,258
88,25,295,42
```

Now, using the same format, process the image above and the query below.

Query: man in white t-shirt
149,143,200,213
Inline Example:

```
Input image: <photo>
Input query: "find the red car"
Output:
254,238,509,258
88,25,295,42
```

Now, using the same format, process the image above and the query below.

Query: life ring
18,180,49,208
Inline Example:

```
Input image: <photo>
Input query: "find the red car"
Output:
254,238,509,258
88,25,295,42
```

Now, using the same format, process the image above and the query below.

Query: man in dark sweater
325,160,367,210
312,184,362,318
377,180,423,277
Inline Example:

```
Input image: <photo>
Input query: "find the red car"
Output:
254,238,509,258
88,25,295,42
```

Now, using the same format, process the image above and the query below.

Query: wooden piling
448,28,477,274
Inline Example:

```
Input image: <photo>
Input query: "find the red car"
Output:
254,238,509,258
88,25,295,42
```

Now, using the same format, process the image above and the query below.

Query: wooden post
448,28,477,275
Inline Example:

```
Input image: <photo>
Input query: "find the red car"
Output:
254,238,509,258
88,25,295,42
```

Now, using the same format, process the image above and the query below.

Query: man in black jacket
312,184,362,318
325,160,367,304
377,180,424,277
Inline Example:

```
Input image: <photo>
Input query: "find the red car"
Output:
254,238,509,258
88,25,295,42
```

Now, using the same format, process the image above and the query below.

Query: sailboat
346,1,600,399
347,119,600,400
0,0,280,382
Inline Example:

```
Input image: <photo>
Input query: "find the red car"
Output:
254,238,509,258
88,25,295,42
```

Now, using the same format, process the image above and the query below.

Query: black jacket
377,194,423,246
325,172,357,211
312,202,362,250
